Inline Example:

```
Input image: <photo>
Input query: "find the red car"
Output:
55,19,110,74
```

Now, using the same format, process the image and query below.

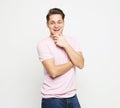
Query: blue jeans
41,95,81,108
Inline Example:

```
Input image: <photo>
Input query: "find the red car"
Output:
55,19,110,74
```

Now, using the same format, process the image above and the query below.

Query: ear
46,22,49,28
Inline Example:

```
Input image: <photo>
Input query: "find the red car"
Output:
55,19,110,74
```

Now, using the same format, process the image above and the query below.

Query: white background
0,0,120,108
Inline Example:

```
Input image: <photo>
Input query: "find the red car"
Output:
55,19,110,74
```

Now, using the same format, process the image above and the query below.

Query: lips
53,29,61,34
53,29,60,32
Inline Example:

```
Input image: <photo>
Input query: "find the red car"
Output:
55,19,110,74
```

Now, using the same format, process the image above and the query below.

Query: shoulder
37,37,50,49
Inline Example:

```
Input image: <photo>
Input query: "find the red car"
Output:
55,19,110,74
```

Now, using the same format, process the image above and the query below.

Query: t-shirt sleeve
37,44,53,62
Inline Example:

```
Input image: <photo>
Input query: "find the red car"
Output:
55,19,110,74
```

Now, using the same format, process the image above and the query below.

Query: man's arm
64,44,84,69
42,58,74,78
53,35,84,69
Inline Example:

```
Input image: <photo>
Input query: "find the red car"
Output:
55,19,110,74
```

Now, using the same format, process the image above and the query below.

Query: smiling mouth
54,29,60,32
53,29,61,34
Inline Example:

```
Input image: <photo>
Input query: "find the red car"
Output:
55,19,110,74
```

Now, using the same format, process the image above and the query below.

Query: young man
37,8,84,108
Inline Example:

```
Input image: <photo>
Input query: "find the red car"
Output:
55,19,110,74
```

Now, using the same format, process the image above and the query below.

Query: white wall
0,0,120,108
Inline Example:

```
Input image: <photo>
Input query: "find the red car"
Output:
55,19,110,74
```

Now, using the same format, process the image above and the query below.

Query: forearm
50,61,74,78
42,59,74,78
64,44,84,69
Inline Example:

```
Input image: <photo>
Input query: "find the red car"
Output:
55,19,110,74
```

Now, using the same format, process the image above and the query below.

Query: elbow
76,60,84,69
48,69,58,78
79,58,84,69
78,63,84,69
50,73,57,78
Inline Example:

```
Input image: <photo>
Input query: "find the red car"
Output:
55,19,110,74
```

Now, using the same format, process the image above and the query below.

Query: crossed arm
42,59,73,78
42,35,84,78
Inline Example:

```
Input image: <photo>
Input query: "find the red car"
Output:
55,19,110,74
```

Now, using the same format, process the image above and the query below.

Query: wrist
64,43,70,49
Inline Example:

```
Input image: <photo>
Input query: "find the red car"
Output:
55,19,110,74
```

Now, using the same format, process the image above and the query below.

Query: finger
53,36,59,40
59,33,62,36
54,40,57,44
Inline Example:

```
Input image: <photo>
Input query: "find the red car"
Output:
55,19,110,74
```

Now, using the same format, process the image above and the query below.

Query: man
37,8,84,108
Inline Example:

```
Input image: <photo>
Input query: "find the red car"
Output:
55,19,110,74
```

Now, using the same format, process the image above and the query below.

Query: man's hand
52,34,68,48
52,34,84,69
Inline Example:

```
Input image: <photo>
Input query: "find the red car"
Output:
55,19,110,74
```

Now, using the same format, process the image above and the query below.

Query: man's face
47,14,64,35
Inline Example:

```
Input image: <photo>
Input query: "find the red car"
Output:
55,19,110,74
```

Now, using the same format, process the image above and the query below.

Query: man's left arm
64,44,84,69
53,35,84,69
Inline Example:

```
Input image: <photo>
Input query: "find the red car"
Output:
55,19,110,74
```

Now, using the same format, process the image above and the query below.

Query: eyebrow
50,20,63,22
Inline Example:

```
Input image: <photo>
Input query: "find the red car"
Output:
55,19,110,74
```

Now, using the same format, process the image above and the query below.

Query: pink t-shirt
37,36,81,98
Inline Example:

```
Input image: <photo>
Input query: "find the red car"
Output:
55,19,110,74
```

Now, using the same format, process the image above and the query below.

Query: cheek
61,25,64,29
48,26,53,30
61,24,64,27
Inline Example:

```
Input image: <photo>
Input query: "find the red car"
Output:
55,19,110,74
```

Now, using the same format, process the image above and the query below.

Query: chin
57,31,62,34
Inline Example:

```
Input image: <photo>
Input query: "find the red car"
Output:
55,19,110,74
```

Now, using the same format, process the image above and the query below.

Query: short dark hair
46,8,65,22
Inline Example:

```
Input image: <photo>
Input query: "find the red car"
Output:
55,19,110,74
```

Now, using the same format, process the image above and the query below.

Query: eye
58,21,62,24
50,21,55,25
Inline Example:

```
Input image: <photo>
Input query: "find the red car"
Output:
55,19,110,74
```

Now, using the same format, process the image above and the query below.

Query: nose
54,23,59,28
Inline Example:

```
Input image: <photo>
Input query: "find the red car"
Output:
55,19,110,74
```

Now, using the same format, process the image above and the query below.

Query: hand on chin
53,31,62,36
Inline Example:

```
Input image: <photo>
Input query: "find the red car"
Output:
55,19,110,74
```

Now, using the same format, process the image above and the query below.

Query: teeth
54,29,60,31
